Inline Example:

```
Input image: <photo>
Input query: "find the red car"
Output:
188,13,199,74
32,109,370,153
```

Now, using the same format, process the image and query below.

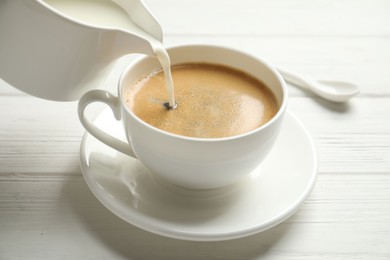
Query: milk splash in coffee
154,46,176,109
44,0,176,108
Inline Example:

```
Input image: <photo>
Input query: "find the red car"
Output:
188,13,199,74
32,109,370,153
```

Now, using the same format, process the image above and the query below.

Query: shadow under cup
119,44,288,189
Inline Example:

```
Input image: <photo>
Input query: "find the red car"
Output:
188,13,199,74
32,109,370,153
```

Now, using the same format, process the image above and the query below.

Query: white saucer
80,109,317,241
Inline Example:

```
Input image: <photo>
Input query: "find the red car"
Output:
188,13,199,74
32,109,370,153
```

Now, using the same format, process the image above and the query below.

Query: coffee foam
125,63,278,138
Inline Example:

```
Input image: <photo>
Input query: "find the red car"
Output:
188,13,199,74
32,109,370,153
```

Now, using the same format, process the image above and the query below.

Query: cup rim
118,43,288,142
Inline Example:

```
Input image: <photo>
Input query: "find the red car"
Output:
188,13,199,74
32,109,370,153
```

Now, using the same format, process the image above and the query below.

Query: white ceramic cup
78,44,288,189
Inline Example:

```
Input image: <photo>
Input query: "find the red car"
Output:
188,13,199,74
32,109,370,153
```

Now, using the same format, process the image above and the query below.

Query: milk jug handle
78,90,136,158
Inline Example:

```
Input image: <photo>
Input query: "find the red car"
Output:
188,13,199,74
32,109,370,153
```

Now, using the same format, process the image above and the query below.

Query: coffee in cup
124,63,278,138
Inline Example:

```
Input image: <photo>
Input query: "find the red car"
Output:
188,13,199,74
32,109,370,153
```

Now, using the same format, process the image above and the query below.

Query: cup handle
78,90,136,158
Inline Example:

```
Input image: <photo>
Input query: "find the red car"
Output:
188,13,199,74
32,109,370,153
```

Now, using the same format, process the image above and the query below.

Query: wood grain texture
0,174,389,259
1,0,389,259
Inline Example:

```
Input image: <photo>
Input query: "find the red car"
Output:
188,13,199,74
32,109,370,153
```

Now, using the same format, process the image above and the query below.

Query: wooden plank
1,95,388,175
145,0,390,36
288,97,390,173
2,35,389,96
0,95,82,174
0,173,388,259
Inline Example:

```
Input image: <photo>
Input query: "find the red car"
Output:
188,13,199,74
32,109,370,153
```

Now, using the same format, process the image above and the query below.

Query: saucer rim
80,110,318,241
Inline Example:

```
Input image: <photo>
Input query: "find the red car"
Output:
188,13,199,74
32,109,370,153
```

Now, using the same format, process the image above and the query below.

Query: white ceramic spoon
277,68,360,102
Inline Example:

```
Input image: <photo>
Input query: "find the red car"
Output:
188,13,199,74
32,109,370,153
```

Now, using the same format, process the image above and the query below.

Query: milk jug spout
0,0,163,101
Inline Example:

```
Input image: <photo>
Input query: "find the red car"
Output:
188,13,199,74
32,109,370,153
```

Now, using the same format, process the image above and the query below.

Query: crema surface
125,63,278,138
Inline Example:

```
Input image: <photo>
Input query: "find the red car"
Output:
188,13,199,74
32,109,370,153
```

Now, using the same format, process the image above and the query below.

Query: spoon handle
276,68,313,90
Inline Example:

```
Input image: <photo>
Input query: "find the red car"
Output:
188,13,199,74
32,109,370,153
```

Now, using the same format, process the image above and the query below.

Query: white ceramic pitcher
0,0,162,101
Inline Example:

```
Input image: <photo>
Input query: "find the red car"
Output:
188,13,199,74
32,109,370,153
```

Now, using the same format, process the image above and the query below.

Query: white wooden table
1,0,389,259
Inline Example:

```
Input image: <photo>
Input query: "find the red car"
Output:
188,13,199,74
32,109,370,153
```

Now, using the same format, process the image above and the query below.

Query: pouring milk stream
0,0,176,107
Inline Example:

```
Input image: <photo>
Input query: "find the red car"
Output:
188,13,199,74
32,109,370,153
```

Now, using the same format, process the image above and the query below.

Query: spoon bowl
277,68,360,102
